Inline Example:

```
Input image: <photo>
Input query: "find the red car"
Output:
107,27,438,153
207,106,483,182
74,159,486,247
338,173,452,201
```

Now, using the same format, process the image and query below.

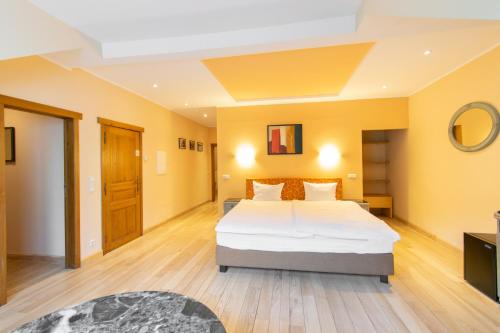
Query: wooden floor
0,202,499,332
6,256,64,299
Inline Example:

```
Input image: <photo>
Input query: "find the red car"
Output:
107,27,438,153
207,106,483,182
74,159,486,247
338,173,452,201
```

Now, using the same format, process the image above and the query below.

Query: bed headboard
246,178,343,200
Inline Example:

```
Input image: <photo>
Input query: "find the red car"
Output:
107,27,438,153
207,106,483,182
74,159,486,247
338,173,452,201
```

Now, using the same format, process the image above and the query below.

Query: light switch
88,176,96,193
222,174,231,180
156,150,167,175
347,173,357,179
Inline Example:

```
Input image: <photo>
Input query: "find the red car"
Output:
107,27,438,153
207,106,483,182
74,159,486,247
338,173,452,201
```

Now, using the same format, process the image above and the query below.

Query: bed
215,178,400,283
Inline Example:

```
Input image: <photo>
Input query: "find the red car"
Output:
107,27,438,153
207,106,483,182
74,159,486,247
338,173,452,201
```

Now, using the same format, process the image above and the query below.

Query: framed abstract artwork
267,124,303,155
197,142,203,152
178,138,186,149
189,140,195,150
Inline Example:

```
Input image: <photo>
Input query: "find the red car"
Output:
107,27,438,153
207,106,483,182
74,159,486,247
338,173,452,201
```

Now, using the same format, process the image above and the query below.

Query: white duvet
293,200,400,241
216,199,400,243
216,200,308,237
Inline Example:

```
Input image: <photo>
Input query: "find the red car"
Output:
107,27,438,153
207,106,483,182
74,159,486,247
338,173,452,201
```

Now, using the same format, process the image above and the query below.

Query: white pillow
303,182,337,201
252,181,284,201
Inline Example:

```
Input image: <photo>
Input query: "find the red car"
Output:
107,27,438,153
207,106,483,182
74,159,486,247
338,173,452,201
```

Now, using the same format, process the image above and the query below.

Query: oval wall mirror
448,102,500,152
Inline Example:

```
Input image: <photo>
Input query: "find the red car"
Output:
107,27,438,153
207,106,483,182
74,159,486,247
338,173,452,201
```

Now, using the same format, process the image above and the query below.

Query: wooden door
0,95,82,306
211,143,218,201
101,125,142,254
0,104,6,305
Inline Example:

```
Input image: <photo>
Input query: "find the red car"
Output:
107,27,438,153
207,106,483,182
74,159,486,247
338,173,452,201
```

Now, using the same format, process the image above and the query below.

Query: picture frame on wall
178,138,186,149
267,124,303,155
197,142,203,152
189,140,195,150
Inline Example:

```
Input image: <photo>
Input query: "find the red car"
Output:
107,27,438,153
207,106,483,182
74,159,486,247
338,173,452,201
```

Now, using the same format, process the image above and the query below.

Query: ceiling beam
101,15,358,59
360,0,500,20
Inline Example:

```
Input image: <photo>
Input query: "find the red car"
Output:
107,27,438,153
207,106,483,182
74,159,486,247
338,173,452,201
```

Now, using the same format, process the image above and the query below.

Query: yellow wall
406,45,500,249
208,127,217,144
0,56,212,258
217,98,408,214
5,109,65,257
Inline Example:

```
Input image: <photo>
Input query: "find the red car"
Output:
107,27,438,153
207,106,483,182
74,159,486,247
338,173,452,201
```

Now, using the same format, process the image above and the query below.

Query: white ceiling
17,0,500,127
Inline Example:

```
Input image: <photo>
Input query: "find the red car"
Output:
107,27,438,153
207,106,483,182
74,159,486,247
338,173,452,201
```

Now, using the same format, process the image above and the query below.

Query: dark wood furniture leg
380,275,389,284
219,265,228,273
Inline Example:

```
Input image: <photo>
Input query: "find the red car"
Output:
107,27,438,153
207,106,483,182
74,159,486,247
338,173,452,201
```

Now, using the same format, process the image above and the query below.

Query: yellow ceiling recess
202,42,374,101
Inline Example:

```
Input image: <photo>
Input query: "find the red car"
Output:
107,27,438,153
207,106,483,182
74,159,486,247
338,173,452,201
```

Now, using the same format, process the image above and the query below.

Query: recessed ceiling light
184,102,189,107
424,49,432,56
153,83,158,88
203,113,208,118
382,85,388,89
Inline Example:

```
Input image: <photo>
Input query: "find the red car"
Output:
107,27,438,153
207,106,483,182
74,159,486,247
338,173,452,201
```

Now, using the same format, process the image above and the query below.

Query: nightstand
363,194,392,217
223,198,242,215
464,233,498,302
346,199,370,212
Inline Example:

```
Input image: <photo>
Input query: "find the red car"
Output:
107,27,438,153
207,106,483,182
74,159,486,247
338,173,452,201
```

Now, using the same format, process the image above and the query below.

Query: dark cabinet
464,233,498,302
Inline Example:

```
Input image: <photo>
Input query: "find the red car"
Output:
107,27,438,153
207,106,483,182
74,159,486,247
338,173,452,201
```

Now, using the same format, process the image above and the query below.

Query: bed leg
219,265,228,273
380,275,389,284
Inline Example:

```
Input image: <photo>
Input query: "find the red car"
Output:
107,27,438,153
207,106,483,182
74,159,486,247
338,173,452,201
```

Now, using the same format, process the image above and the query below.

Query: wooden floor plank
321,274,356,333
310,273,337,333
289,271,306,333
300,273,322,333
336,274,377,333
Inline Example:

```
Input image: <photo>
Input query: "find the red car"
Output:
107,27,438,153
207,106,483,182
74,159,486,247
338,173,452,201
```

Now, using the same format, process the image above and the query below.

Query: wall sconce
236,144,255,168
319,144,341,169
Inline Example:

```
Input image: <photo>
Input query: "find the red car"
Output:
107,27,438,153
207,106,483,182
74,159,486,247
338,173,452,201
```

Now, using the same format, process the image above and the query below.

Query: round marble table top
11,291,226,333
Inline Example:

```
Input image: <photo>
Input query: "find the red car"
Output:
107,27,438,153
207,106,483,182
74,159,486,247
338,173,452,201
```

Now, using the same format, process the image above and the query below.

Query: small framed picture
178,138,186,149
189,140,195,150
197,142,203,152
5,127,15,164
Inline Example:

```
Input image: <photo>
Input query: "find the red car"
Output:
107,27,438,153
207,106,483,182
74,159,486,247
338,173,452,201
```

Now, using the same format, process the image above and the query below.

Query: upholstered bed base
216,245,394,283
